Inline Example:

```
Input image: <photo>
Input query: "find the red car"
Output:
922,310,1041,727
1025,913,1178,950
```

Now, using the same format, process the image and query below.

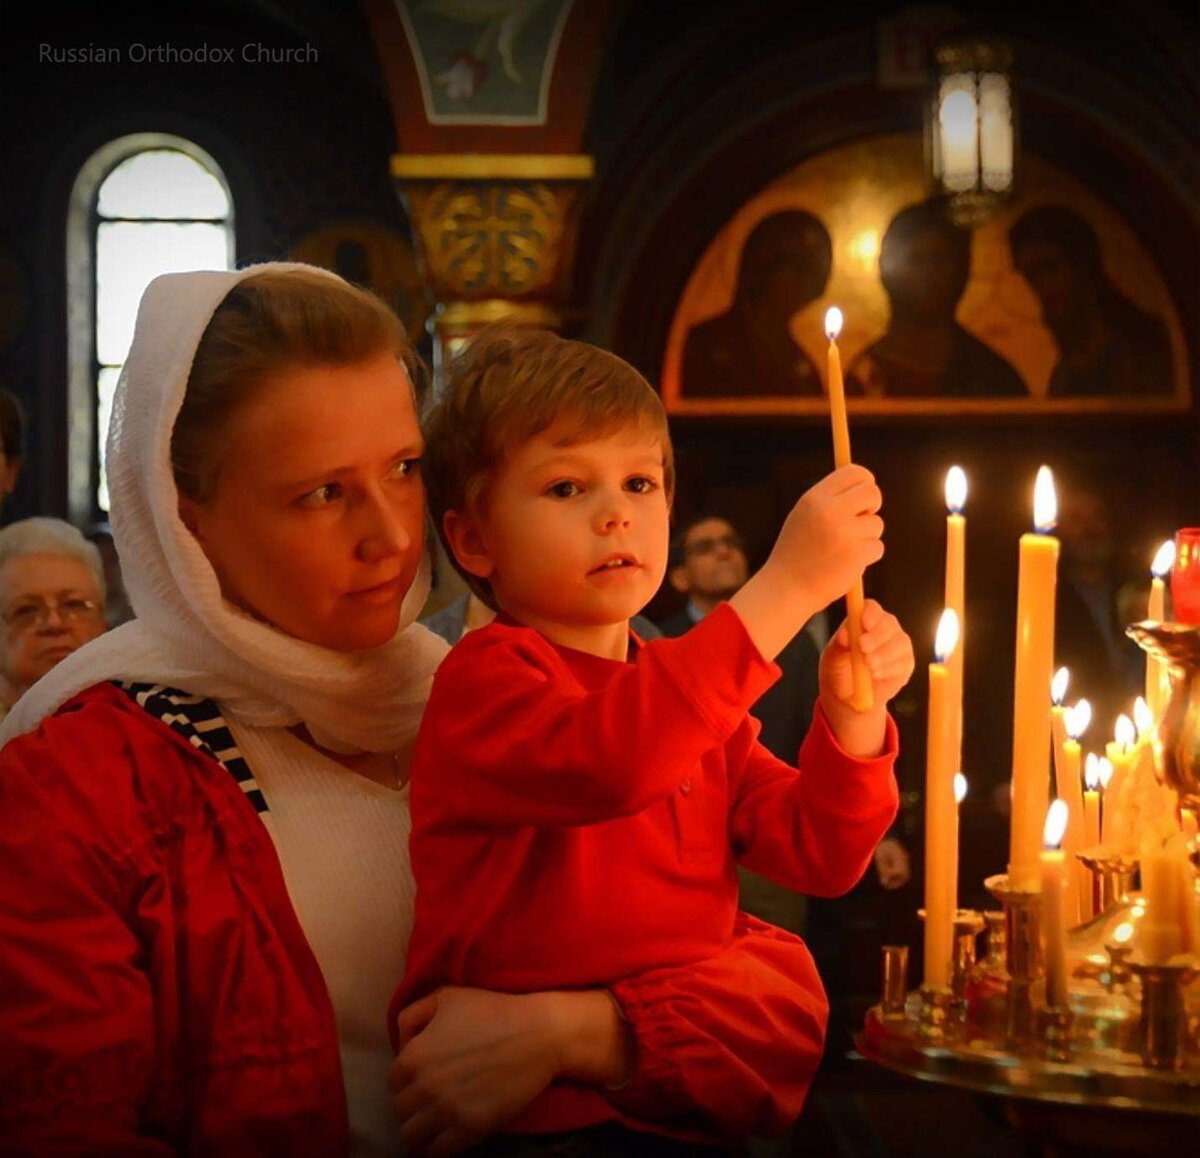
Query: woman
0,265,826,1157
0,517,109,717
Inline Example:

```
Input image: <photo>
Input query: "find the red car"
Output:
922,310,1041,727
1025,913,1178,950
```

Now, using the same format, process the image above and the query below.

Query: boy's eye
298,482,343,507
546,480,581,499
626,476,659,494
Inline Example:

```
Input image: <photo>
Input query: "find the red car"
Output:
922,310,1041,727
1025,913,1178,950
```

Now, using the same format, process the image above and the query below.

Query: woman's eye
547,480,581,499
626,476,659,494
298,483,342,507
392,457,422,479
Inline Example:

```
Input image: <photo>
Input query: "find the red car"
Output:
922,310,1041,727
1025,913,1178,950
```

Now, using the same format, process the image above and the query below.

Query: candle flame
1033,466,1056,533
1065,698,1091,740
1097,756,1113,790
934,608,960,663
824,306,843,340
1113,921,1134,945
1043,798,1069,848
1151,539,1175,578
944,466,967,514
953,772,968,805
1115,714,1135,748
1050,666,1069,706
1133,696,1154,738
1084,753,1100,791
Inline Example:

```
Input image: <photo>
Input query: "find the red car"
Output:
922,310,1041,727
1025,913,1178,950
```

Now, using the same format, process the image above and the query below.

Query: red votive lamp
1171,527,1200,624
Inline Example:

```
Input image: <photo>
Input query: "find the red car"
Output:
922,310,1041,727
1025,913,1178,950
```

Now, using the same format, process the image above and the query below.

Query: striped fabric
115,681,268,813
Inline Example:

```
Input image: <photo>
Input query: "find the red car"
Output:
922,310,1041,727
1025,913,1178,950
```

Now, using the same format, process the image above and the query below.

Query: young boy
393,327,913,1153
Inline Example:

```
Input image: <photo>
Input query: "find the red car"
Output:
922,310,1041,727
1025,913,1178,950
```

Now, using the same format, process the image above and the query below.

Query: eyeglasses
3,597,102,631
685,532,745,559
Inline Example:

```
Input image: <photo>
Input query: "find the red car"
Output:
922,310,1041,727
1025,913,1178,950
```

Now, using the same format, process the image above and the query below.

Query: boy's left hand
819,599,914,757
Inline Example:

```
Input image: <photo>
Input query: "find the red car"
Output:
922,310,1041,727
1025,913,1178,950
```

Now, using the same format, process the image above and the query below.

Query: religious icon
846,198,1027,399
661,135,1188,416
681,210,831,398
1006,204,1174,398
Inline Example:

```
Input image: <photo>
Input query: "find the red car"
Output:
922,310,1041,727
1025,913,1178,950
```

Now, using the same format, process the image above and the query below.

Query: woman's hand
390,985,632,1156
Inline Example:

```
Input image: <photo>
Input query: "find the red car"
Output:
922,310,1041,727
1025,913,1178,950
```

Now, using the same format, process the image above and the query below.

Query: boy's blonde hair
422,325,675,608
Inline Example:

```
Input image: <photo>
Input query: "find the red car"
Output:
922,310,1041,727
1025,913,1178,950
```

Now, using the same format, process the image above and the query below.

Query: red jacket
0,677,893,1154
397,604,900,1139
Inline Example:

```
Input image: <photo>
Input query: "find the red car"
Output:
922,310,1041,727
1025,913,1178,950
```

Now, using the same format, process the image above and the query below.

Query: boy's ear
668,564,690,595
442,509,495,580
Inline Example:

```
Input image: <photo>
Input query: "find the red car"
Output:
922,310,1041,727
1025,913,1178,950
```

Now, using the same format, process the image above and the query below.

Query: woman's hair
422,324,675,607
171,268,417,503
0,517,106,601
0,387,26,461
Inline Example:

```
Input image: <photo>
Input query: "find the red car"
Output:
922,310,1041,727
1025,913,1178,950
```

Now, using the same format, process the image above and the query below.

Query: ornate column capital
393,153,593,350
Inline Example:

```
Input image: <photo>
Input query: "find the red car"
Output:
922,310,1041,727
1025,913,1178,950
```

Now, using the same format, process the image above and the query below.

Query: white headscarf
0,263,448,753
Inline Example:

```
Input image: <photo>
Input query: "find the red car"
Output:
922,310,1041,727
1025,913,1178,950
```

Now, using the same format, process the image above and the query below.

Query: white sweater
228,720,414,1157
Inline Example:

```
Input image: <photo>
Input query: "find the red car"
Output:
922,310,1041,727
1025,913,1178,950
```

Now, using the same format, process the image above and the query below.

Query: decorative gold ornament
394,153,592,345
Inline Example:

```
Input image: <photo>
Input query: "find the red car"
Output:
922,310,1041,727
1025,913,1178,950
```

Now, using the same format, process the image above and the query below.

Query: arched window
68,136,234,519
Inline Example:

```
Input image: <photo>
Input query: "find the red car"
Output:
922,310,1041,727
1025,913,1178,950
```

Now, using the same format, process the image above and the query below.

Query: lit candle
1183,809,1199,841
923,609,960,989
1060,699,1090,926
1147,540,1174,720
1097,755,1114,847
1009,467,1059,891
1041,799,1071,1007
1049,667,1070,823
952,771,968,916
1138,833,1184,963
1103,715,1136,854
944,467,967,784
824,306,872,712
1083,753,1102,851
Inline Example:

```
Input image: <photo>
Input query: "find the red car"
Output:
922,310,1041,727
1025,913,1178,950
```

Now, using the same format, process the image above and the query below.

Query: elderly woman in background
0,516,108,718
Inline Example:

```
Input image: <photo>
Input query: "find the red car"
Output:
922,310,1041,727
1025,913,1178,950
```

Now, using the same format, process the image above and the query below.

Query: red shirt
397,604,900,1138
0,683,347,1157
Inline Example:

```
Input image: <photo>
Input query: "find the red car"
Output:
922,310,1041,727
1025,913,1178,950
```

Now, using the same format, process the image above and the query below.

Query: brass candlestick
1126,621,1200,815
1128,958,1199,1071
1077,849,1139,914
985,873,1043,1048
951,909,985,999
1037,1004,1074,1063
918,984,953,1043
880,944,909,1018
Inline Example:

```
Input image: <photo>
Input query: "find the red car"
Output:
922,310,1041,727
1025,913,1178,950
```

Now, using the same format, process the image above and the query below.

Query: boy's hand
819,599,914,757
729,464,883,663
766,464,884,617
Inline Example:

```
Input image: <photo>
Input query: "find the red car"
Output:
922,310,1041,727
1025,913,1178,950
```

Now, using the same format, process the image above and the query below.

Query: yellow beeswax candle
1009,467,1059,891
1139,834,1184,963
1041,800,1071,1006
923,610,959,989
944,467,967,779
824,307,872,712
1083,753,1102,850
1059,700,1090,926
1103,715,1136,853
1049,668,1070,840
1148,540,1174,721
